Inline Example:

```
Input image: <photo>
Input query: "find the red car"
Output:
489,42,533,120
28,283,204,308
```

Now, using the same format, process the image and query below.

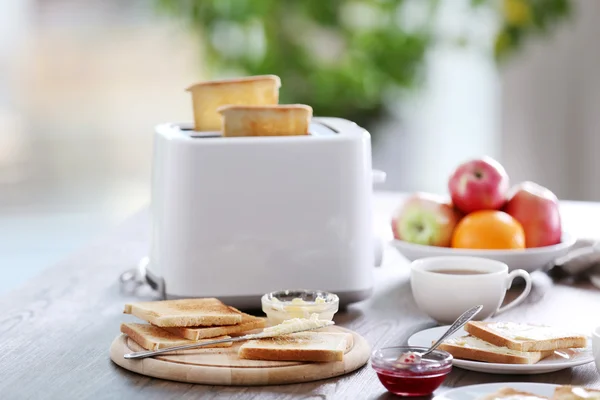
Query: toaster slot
189,131,222,138
310,121,339,135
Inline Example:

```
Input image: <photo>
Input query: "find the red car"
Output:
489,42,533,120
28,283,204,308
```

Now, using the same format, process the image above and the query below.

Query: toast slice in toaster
465,321,588,352
238,331,353,362
163,307,266,340
121,323,232,351
438,335,554,364
217,104,312,137
479,387,549,400
552,386,600,400
123,298,242,328
186,75,281,132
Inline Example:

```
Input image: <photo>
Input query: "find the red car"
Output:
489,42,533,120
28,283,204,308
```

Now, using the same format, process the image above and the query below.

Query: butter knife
124,320,335,360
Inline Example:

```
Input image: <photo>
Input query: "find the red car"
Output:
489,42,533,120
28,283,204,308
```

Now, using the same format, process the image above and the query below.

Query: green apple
391,192,462,247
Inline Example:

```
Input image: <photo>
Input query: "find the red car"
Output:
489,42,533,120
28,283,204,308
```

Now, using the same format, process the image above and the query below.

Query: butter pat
443,335,531,357
480,388,551,400
484,394,547,400
271,297,325,312
555,386,600,400
261,313,332,336
486,322,581,341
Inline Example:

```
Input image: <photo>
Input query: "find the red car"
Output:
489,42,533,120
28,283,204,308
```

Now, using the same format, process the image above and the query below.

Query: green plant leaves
153,0,572,130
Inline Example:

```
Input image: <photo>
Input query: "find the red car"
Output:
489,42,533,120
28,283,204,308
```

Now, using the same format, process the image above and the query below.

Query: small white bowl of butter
261,289,340,325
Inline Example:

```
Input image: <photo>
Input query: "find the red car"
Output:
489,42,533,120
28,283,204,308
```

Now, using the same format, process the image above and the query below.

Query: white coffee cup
410,256,533,325
593,326,600,375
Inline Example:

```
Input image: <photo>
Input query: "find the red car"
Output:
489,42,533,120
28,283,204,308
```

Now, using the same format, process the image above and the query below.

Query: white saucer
408,326,593,375
436,382,559,400
391,232,576,273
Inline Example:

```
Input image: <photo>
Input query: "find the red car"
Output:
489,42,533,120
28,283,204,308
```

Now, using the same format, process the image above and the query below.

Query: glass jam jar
371,346,453,397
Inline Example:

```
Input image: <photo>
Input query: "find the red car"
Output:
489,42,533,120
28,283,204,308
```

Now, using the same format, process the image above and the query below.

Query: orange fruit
451,210,525,250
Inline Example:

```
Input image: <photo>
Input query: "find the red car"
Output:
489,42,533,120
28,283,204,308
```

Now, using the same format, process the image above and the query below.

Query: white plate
436,382,559,400
408,325,593,374
392,232,576,273
591,274,600,290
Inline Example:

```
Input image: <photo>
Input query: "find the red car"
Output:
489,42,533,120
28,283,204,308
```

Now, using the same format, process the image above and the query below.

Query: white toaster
144,117,384,309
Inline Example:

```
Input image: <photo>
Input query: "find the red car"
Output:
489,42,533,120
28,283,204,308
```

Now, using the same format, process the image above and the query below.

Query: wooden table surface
2,191,600,400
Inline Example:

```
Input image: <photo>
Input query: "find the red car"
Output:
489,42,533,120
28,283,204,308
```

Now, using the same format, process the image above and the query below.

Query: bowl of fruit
390,156,576,273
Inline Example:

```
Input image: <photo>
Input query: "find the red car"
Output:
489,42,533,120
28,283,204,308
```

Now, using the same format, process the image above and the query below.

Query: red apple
503,181,562,248
391,192,462,247
448,156,509,213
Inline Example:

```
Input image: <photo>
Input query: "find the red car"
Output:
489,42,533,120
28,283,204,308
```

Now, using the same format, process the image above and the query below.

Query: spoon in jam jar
397,304,483,364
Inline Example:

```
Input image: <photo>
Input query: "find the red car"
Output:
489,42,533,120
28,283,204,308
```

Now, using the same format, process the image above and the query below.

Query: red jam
371,346,452,397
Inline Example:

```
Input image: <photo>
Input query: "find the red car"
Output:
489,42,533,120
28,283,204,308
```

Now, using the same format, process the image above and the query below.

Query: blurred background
1,0,596,293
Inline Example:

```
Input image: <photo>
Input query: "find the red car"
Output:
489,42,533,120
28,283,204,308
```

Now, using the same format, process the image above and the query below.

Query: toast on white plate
163,307,266,340
465,321,588,352
217,104,312,137
438,335,554,364
120,323,232,351
186,75,281,132
479,387,549,400
123,298,242,328
552,386,600,400
238,331,353,362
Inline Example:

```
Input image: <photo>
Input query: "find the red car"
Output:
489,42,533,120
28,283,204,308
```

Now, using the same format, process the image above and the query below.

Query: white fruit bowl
391,232,576,273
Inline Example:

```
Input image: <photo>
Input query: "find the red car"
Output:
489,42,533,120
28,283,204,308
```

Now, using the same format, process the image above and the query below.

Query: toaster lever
118,257,166,299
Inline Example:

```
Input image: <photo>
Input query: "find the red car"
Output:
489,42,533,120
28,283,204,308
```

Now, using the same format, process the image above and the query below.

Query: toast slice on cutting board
163,307,266,340
438,335,554,364
479,387,549,400
217,104,312,137
465,321,588,352
186,75,281,132
553,386,600,400
123,298,242,328
238,331,353,362
121,323,232,351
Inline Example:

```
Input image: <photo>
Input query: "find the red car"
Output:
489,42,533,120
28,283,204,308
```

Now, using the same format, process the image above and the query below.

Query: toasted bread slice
120,323,232,351
186,75,281,132
480,387,549,400
163,307,266,340
553,386,600,400
466,321,588,352
123,298,242,328
438,335,554,364
217,104,312,137
238,331,353,362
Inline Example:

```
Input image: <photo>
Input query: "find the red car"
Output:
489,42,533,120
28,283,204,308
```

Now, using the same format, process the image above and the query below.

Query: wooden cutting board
110,326,371,386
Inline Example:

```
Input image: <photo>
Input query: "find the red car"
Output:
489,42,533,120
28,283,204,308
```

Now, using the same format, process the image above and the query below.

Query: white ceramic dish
593,325,600,376
436,382,559,400
408,325,593,375
392,232,576,273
